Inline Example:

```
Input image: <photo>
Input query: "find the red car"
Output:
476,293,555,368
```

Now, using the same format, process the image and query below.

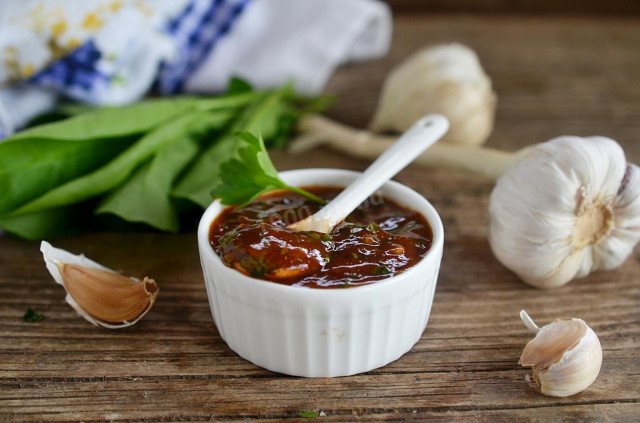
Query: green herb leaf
0,82,324,238
0,203,93,240
94,135,201,232
211,131,325,206
7,98,198,143
226,76,253,94
24,308,45,322
0,136,134,214
4,111,231,218
94,112,231,231
171,133,240,208
0,94,259,215
172,87,295,207
372,265,391,275
299,411,319,419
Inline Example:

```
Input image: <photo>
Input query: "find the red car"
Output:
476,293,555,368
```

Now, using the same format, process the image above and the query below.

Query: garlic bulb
40,241,158,329
518,310,602,397
370,43,496,146
290,121,640,288
489,136,640,289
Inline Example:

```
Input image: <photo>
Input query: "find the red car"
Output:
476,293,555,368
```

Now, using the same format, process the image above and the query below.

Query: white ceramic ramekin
197,169,444,377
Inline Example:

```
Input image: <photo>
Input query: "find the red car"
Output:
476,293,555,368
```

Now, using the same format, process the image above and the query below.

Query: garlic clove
370,43,496,146
40,241,158,329
519,310,602,397
57,263,158,323
520,319,586,370
489,136,640,288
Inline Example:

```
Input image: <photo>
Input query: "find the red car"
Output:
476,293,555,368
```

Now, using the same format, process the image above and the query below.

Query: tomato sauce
209,187,433,288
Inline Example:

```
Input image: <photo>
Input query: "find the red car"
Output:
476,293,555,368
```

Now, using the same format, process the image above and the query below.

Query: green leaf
23,308,45,322
0,136,133,214
0,98,199,214
55,103,98,116
372,265,391,275
242,86,295,144
0,93,259,215
95,134,201,232
299,411,319,418
192,91,259,113
26,104,94,127
171,133,240,208
0,84,321,238
270,92,335,148
3,111,232,217
172,88,295,207
9,92,255,143
211,131,325,206
226,77,253,94
6,98,198,143
0,203,92,240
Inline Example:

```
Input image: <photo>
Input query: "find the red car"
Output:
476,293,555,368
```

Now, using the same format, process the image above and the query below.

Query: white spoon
287,114,449,233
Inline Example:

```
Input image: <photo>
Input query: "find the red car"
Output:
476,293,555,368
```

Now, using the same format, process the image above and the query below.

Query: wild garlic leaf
172,87,294,207
0,92,256,215
0,98,195,214
211,131,325,206
4,111,232,217
226,76,253,94
0,203,90,240
95,134,201,232
5,98,198,143
0,79,321,238
0,136,133,214
5,94,255,143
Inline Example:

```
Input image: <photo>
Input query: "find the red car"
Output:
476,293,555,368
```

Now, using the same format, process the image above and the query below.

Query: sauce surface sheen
209,187,433,289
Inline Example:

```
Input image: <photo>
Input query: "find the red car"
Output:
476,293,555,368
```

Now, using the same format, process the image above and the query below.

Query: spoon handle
289,114,449,233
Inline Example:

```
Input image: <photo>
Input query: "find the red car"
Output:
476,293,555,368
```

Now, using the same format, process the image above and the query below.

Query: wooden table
2,14,639,422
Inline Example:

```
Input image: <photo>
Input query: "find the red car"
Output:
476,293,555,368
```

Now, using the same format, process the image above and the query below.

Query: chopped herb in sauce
372,265,391,275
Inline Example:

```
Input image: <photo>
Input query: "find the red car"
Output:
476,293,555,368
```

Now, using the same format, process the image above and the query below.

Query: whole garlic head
519,310,602,397
489,136,640,288
370,43,496,146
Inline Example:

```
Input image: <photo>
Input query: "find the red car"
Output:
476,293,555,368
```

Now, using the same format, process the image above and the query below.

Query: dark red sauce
209,187,433,289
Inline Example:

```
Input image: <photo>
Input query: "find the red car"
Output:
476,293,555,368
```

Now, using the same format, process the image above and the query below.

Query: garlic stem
292,115,526,180
520,310,541,333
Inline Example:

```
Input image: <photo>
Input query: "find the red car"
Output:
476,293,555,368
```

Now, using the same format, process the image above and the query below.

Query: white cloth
0,0,391,139
186,0,391,95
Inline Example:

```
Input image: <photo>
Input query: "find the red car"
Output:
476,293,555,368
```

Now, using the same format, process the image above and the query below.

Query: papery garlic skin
533,324,602,397
519,312,602,397
40,241,158,329
489,136,640,288
370,43,496,146
58,263,157,323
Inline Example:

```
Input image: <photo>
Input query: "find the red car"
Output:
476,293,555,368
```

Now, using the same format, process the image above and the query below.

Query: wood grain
386,0,640,16
1,14,640,422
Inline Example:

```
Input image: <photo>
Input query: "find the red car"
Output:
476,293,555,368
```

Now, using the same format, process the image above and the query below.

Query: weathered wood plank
325,16,640,161
1,372,639,421
387,0,640,16
1,14,640,422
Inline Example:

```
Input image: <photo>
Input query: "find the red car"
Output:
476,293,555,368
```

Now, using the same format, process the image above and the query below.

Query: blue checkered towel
0,0,391,138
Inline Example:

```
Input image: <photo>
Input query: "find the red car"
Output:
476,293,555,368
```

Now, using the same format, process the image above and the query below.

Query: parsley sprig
211,131,326,206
